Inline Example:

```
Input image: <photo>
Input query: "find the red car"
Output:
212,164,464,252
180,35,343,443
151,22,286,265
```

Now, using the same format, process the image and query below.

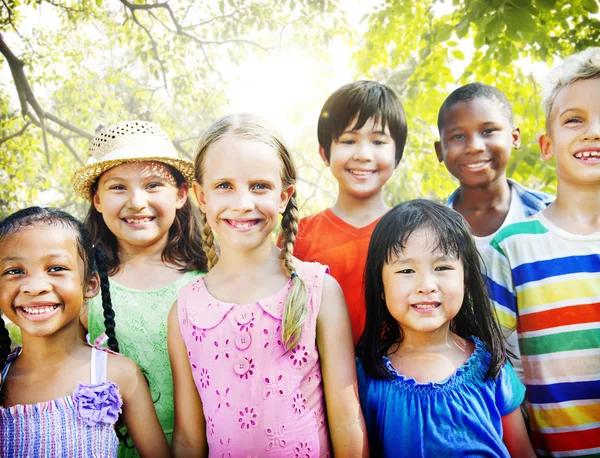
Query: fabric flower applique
73,382,123,427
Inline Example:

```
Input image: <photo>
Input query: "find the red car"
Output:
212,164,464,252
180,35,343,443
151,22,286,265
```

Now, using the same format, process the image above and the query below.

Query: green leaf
452,49,465,59
536,0,557,10
455,18,470,38
582,0,599,13
437,23,453,41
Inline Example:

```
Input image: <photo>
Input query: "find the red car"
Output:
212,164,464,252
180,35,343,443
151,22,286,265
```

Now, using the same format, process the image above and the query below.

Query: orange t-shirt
291,208,381,345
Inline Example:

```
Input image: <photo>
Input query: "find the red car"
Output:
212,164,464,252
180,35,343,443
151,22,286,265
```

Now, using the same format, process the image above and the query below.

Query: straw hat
72,120,195,200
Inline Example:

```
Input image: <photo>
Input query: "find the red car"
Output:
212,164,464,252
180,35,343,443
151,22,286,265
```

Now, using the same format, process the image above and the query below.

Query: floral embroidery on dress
294,441,312,458
263,326,282,349
216,387,231,409
191,325,207,343
264,374,285,399
214,339,231,361
207,415,216,436
73,382,123,427
238,406,259,430
199,368,210,389
289,345,309,368
265,424,288,450
290,391,307,417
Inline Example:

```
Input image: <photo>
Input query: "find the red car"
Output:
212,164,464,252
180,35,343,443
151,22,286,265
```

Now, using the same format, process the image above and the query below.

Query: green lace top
88,270,204,458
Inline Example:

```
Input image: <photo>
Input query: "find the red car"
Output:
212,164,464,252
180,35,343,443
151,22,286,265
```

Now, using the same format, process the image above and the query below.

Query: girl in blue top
356,199,534,457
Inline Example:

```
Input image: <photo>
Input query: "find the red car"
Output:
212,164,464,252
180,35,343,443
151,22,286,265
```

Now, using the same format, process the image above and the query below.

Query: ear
318,146,330,167
84,272,100,299
92,192,103,214
434,141,443,163
538,133,554,162
175,183,189,210
512,126,521,149
279,184,295,214
192,181,206,212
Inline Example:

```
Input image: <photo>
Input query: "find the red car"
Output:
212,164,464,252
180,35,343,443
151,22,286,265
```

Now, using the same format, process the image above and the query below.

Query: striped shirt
484,212,600,457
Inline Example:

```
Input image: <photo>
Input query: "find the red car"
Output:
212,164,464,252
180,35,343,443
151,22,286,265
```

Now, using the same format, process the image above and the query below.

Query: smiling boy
292,81,407,344
485,48,600,456
435,83,554,384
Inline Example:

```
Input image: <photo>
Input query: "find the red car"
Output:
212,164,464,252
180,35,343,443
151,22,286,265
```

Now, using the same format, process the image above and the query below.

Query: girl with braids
168,114,368,457
72,121,207,456
356,200,534,457
0,207,170,458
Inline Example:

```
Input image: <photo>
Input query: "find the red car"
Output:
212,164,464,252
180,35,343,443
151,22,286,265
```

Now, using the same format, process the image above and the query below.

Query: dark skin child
434,97,521,237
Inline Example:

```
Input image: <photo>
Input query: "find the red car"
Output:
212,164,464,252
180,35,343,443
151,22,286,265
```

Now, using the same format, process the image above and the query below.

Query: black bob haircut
317,80,407,166
0,207,119,374
356,199,507,381
437,82,514,132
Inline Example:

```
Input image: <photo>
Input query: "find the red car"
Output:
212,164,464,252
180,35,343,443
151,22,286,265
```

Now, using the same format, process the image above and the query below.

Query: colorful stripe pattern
0,395,119,457
484,215,600,457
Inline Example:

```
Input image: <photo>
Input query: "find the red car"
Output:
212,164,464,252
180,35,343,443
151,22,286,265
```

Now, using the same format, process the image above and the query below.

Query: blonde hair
542,47,600,130
194,114,308,350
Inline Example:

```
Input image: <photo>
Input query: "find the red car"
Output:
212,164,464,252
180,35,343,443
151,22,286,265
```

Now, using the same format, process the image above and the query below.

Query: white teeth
574,151,600,159
230,220,255,229
125,217,153,223
21,305,58,314
413,303,439,309
349,170,375,176
465,162,488,169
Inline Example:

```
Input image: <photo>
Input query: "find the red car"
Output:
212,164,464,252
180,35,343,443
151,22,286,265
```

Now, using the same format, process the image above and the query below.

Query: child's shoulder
105,351,143,397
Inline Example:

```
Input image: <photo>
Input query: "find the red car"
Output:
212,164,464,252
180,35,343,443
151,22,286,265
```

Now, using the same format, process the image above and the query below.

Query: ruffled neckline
383,336,489,393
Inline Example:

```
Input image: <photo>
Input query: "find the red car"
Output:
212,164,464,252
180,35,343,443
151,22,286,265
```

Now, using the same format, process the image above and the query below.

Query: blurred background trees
2,0,599,220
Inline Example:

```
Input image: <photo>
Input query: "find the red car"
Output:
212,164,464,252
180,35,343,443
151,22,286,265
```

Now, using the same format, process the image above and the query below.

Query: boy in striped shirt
485,48,600,456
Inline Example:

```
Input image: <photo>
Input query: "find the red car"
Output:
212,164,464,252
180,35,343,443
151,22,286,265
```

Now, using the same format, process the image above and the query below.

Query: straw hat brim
72,157,195,201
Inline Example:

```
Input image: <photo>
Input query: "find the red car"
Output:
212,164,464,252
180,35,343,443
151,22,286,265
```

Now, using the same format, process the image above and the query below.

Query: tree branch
0,121,31,146
27,114,85,166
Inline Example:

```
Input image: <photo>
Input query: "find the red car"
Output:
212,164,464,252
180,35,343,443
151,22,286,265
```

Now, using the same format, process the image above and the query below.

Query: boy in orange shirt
293,81,407,344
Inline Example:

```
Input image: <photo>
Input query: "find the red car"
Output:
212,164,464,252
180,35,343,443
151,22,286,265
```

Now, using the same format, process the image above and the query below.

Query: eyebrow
394,254,456,263
558,108,582,118
341,129,389,136
1,253,71,263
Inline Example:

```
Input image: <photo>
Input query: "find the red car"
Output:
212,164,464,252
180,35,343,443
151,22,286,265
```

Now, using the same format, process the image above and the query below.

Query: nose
127,188,148,211
21,274,51,296
465,134,485,154
582,117,600,141
232,189,255,212
416,270,438,294
353,141,374,161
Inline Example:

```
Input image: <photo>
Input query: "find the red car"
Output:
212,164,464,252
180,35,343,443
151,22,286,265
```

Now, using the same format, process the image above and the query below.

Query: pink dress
177,261,332,457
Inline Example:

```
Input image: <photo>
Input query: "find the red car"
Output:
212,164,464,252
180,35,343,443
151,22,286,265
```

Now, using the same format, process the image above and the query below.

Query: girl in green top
72,121,207,458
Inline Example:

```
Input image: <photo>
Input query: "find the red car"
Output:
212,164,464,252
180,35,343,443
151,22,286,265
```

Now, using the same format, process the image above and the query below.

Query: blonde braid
279,194,308,350
200,211,218,270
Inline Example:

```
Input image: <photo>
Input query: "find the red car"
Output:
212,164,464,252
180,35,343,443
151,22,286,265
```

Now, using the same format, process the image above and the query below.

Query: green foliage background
1,0,599,219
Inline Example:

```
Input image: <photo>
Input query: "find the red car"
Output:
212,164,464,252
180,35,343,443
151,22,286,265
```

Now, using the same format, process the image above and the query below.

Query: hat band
86,143,179,165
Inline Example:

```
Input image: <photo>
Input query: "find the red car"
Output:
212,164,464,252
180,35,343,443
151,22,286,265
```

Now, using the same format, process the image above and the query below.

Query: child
72,120,206,456
292,81,408,344
356,200,535,457
435,82,554,383
0,207,170,458
168,114,368,457
485,48,600,456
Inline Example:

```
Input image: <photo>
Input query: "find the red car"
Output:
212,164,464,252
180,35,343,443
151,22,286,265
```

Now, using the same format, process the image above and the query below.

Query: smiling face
381,228,465,336
322,116,396,200
194,136,293,255
0,224,98,339
539,78,600,186
93,161,187,252
435,97,520,189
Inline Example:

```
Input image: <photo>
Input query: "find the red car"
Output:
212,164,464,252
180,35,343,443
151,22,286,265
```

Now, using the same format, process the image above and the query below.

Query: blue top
356,337,525,458
445,178,554,217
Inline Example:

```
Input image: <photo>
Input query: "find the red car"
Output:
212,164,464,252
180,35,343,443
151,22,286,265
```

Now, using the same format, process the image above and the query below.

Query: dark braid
0,318,11,376
95,249,119,353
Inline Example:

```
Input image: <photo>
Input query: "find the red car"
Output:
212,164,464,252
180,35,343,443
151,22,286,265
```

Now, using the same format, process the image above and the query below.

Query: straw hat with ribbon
72,120,194,201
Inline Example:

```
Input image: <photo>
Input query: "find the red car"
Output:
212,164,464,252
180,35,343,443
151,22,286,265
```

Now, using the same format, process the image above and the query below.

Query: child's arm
167,302,208,458
502,408,536,457
317,275,369,458
108,355,171,458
